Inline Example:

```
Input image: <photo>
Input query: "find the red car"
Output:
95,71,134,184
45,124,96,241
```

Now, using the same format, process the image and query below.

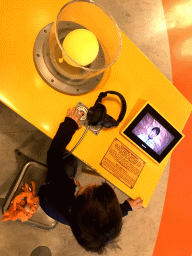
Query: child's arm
127,197,143,211
120,200,133,217
120,197,143,217
47,108,83,156
46,108,83,183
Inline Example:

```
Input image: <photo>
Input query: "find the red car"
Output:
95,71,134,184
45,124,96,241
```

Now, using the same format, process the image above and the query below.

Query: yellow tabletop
0,0,191,207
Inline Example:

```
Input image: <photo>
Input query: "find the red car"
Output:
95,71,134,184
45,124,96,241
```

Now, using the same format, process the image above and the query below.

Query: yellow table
0,0,191,207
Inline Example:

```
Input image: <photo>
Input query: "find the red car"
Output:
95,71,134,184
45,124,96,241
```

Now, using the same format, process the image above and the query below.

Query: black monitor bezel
122,104,183,163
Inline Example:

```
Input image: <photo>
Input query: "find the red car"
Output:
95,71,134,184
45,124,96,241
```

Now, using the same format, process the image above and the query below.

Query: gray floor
0,0,172,255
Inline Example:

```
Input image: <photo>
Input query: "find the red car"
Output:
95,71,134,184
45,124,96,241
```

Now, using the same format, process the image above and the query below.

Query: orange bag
2,181,39,222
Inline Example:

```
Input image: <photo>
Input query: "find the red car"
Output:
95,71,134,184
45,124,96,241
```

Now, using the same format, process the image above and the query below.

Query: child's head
69,182,123,254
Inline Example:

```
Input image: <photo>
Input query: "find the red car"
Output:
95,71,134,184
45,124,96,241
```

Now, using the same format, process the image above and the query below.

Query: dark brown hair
69,182,124,254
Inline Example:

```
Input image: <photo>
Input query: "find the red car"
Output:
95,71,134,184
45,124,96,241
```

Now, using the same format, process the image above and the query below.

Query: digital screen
132,113,175,155
121,103,183,163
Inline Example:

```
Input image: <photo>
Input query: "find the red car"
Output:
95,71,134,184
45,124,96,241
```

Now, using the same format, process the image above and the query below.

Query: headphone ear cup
102,114,117,128
87,103,106,126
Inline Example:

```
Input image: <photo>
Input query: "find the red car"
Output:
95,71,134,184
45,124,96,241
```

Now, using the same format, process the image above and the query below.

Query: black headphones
87,91,127,128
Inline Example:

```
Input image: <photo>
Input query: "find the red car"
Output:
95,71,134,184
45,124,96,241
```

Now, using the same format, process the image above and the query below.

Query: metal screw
44,30,47,33
51,79,54,82
37,54,40,57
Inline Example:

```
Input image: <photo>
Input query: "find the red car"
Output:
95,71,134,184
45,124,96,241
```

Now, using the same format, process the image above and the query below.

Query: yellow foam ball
61,29,99,67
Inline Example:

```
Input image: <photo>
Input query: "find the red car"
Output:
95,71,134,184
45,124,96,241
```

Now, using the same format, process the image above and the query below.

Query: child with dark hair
38,107,143,254
138,126,160,149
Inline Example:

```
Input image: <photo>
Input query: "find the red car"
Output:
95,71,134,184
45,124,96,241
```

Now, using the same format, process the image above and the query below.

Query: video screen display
121,103,183,164
132,113,175,155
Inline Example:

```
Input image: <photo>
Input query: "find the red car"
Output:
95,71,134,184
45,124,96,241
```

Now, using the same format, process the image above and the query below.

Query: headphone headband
94,91,127,125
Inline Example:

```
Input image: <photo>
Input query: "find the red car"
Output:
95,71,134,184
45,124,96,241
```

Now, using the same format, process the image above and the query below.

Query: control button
77,106,88,121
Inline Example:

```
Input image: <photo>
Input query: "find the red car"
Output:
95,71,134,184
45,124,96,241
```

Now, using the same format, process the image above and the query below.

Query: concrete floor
0,0,173,255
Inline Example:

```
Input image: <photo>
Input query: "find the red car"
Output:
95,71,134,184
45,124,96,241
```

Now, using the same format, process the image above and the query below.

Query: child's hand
67,107,84,129
127,197,144,211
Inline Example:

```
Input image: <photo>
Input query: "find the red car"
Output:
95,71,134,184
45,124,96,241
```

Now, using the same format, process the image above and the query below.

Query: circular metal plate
33,23,105,95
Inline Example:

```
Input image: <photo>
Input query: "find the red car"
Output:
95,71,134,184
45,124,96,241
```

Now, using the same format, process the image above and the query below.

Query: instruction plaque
100,138,146,189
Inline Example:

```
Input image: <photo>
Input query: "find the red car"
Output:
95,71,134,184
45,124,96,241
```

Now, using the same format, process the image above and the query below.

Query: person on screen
38,107,144,255
138,127,160,149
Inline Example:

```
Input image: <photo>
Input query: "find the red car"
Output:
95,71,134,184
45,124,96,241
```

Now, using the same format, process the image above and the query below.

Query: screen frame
121,103,184,164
